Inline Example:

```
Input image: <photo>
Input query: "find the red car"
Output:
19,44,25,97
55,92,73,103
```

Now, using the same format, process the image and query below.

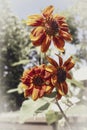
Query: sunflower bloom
26,5,72,52
20,64,54,100
46,55,75,100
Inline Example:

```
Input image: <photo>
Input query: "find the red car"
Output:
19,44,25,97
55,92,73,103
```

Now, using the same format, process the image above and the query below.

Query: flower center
45,19,59,36
33,76,44,86
57,68,66,83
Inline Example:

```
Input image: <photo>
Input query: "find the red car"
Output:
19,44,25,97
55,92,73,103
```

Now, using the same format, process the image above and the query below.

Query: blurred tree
0,0,30,111
69,0,87,61
67,16,79,45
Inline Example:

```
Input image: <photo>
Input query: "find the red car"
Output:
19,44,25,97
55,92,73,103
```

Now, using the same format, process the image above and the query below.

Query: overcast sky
10,0,79,19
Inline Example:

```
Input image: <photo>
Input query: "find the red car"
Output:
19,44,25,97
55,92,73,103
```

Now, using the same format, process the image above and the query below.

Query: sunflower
46,55,75,100
20,64,54,100
26,5,72,52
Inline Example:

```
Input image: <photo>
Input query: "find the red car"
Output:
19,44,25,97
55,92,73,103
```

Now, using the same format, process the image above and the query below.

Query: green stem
40,52,47,64
38,47,43,65
40,52,43,64
55,98,72,130
44,53,47,64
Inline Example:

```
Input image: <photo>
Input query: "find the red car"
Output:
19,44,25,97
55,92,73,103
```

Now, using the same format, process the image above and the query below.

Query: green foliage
45,91,57,98
36,103,50,113
67,16,79,45
19,98,63,124
46,110,62,124
7,88,18,93
12,59,30,66
19,99,50,123
0,2,31,111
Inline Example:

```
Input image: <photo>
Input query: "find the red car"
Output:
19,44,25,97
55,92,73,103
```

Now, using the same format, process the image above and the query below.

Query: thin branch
55,98,72,130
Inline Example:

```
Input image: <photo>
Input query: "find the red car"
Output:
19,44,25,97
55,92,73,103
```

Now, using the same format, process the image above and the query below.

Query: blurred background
0,0,87,129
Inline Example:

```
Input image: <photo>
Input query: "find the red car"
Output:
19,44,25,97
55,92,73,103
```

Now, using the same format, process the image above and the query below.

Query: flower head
20,64,54,100
46,55,75,100
26,5,72,52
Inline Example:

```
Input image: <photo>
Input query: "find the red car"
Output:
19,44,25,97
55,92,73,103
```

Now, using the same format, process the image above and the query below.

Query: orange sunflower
26,5,72,52
20,64,54,101
46,55,75,100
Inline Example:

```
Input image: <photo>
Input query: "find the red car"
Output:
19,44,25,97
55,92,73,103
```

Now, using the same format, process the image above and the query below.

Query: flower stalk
55,98,72,130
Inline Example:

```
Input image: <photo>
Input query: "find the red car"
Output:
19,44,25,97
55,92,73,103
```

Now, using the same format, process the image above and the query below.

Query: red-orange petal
45,65,57,73
61,23,68,27
66,72,72,79
32,87,40,100
39,89,45,98
30,27,45,41
54,15,65,21
63,56,72,67
46,56,58,68
44,71,51,79
33,41,42,46
34,67,41,74
21,69,34,85
19,83,28,90
58,82,68,96
59,30,72,41
32,34,45,46
26,15,44,26
28,69,35,76
55,16,66,26
42,5,54,17
57,16,65,21
61,27,69,32
63,56,75,71
60,23,69,32
53,36,65,52
56,92,62,100
55,54,63,66
24,87,33,98
66,61,75,71
51,75,57,86
45,85,53,94
39,85,46,97
41,35,51,52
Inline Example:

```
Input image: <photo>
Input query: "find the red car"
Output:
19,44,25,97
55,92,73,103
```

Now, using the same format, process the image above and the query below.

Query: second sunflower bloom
46,55,75,99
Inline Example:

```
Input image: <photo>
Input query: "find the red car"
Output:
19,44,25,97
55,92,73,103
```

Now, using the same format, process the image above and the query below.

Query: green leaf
11,59,29,66
46,110,62,124
17,83,24,94
19,98,49,123
35,103,50,113
7,88,18,93
7,83,24,94
45,91,56,98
